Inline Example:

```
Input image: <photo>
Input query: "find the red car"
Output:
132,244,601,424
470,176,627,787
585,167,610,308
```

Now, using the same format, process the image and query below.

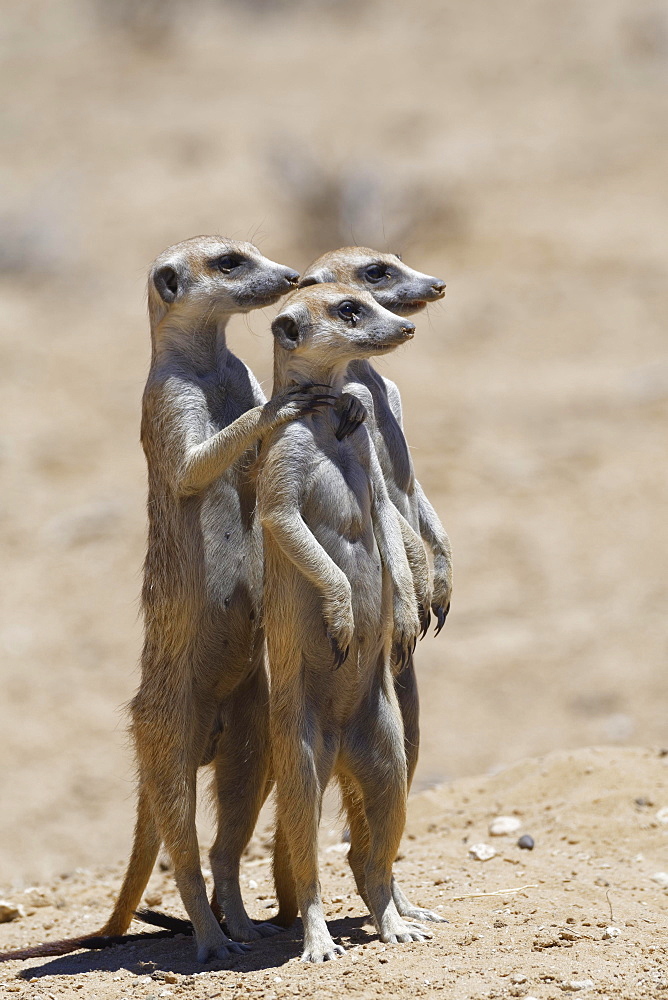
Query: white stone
0,901,25,923
489,816,521,836
248,879,258,890
561,980,595,992
655,806,668,824
509,973,528,984
650,872,668,888
603,926,621,939
469,842,496,861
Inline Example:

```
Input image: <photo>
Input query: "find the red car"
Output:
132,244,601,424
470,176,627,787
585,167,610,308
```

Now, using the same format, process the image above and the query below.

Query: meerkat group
1,238,451,966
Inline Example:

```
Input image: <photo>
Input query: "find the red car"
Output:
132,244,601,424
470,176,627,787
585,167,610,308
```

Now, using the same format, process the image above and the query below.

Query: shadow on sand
19,916,374,980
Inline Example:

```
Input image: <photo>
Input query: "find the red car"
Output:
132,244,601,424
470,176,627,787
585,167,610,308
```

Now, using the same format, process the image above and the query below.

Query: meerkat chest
304,445,373,543
199,365,258,430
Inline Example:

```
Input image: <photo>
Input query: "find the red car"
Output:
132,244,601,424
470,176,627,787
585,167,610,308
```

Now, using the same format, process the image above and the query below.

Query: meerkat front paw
266,384,337,427
431,557,452,636
323,586,354,669
431,578,451,636
391,596,420,671
334,392,367,440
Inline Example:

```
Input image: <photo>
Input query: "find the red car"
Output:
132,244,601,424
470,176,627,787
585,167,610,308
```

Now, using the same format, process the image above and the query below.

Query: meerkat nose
432,280,446,294
284,270,300,285
401,322,416,338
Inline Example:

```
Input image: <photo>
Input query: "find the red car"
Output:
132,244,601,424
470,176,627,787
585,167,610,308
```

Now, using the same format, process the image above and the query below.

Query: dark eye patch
337,300,362,325
212,253,246,273
363,263,387,283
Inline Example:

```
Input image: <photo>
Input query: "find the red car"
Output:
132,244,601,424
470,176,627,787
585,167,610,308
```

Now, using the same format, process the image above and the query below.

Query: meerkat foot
381,919,431,944
300,936,345,963
228,918,282,941
252,921,283,938
196,935,251,963
379,909,432,944
396,903,448,923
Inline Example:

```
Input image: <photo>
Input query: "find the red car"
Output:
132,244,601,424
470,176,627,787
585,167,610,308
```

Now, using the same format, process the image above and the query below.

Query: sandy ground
0,1,667,987
1,747,668,999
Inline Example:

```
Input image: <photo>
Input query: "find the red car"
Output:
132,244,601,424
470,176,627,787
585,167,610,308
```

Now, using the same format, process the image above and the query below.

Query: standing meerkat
297,246,451,925
0,237,339,966
258,283,431,962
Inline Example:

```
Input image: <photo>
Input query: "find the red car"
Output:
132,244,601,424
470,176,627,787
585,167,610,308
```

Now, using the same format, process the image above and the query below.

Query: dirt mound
1,747,667,999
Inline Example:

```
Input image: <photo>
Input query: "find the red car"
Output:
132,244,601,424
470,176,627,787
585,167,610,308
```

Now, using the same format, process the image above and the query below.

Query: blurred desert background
1,0,666,890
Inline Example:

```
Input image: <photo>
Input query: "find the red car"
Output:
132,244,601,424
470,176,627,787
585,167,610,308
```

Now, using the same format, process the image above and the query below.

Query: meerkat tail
133,909,194,935
0,927,183,963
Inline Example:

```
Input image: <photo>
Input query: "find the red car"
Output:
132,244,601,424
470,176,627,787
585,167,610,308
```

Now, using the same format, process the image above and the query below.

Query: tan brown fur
298,247,452,925
0,238,340,966
258,283,431,962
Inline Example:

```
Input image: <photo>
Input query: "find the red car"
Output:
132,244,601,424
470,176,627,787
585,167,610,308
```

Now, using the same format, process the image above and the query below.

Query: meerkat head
272,283,415,380
299,247,445,317
147,236,300,330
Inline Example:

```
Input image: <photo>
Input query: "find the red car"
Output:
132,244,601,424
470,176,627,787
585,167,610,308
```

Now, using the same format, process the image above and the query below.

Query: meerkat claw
328,633,350,670
418,605,431,639
434,606,447,636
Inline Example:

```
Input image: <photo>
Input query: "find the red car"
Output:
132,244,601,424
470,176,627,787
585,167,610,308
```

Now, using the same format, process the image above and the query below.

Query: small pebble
517,835,535,850
561,979,595,992
469,843,496,861
650,872,668,888
0,901,25,923
509,972,527,984
655,807,668,824
603,926,621,939
248,879,258,890
489,816,521,836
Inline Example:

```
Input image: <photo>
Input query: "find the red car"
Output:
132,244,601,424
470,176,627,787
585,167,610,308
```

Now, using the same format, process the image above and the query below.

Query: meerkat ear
272,314,302,350
297,266,336,288
154,265,179,303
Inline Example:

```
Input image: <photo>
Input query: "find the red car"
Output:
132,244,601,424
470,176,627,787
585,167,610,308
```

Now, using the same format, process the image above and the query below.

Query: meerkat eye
215,253,245,274
364,264,386,283
338,301,360,325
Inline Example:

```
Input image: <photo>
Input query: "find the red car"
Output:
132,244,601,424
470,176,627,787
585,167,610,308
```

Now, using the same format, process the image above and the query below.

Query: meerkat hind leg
134,700,249,962
208,664,281,941
342,686,431,945
338,776,371,910
272,819,299,928
272,698,344,962
391,658,447,924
